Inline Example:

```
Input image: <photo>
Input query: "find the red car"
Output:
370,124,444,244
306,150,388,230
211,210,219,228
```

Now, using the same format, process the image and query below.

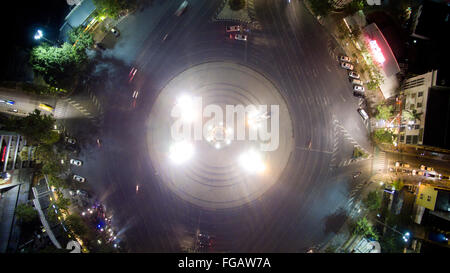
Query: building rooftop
423,86,450,150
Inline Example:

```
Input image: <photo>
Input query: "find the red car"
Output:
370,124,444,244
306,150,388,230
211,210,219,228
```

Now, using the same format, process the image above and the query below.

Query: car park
339,55,350,62
340,62,353,70
73,175,86,183
357,108,369,120
348,71,360,79
234,34,247,41
70,159,83,166
353,85,364,92
226,25,240,32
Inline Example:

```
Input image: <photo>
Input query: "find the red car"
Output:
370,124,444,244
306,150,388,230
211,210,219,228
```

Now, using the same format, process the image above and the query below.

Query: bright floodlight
176,95,196,122
239,150,266,174
34,29,43,40
169,141,194,164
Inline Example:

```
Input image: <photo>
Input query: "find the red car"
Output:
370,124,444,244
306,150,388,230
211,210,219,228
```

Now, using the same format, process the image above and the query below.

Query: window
410,104,415,110
413,135,418,144
427,196,431,202
417,102,422,108
406,135,412,144
420,193,423,199
411,93,416,98
418,92,423,97
400,135,405,142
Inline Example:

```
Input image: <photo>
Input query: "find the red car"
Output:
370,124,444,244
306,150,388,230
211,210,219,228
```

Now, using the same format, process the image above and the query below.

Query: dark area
423,87,450,150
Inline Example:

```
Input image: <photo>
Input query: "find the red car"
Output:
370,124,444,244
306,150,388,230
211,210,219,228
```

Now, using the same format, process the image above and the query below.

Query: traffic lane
0,87,58,116
386,152,450,176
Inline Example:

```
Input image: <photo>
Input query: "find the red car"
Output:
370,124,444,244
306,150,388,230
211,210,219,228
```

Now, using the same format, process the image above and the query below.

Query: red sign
369,40,385,64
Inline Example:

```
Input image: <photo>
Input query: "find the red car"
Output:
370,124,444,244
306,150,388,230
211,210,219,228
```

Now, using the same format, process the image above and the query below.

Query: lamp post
34,29,57,45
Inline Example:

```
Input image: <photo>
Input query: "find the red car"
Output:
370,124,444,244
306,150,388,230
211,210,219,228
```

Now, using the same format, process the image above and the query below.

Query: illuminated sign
1,146,6,162
369,40,385,64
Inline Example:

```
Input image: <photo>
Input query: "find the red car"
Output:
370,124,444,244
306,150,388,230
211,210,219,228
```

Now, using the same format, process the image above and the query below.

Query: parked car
353,85,364,92
95,43,106,50
73,175,86,183
234,34,247,41
351,79,363,85
341,62,353,70
339,55,350,62
70,159,83,166
353,91,365,98
357,108,369,120
111,27,120,38
66,137,76,144
348,71,360,79
226,25,240,32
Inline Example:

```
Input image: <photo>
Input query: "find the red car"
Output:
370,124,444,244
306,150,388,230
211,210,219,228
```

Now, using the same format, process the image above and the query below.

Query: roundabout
146,62,294,209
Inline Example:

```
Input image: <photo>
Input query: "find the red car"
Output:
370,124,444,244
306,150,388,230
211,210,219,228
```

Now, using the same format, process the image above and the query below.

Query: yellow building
416,184,438,210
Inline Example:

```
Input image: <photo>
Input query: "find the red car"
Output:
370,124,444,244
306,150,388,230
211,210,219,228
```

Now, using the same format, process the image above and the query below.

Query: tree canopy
363,190,382,211
4,110,57,145
15,203,39,223
376,104,394,121
309,0,333,17
373,129,394,144
229,0,245,11
68,26,94,50
29,42,88,88
93,0,137,19
352,217,379,240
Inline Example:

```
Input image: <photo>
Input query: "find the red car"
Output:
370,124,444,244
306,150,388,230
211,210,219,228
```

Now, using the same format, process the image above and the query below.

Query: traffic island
214,0,252,23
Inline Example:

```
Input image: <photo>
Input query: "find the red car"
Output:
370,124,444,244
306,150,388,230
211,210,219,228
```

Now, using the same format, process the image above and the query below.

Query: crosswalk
329,117,373,170
372,150,386,173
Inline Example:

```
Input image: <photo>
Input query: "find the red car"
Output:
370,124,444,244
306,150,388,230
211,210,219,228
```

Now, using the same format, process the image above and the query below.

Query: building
398,70,450,151
59,0,96,42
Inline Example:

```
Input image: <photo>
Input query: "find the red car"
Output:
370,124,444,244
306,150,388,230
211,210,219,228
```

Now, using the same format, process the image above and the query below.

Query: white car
341,62,353,70
353,85,364,92
349,71,360,79
226,25,240,32
73,175,86,183
339,56,350,62
70,159,83,166
66,137,76,144
234,34,247,41
357,108,369,120
351,79,363,85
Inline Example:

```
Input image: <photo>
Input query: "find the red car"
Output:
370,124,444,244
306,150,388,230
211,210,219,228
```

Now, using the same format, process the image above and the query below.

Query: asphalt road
70,0,376,252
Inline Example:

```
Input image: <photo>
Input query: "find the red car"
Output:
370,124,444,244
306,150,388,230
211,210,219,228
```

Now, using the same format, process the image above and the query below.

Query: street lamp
34,29,56,45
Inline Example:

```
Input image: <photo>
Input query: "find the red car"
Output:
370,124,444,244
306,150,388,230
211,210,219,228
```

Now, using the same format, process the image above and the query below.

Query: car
353,85,365,92
412,169,417,176
226,25,240,32
70,159,83,166
39,103,54,112
426,166,434,172
420,165,426,170
348,71,360,79
351,79,363,85
73,175,86,183
66,137,76,144
7,109,18,113
129,67,137,83
76,189,89,198
175,0,188,16
339,55,351,62
357,108,369,120
401,163,410,168
234,34,247,41
132,90,139,99
0,99,16,105
352,171,362,178
353,91,365,98
95,43,106,50
111,28,120,38
341,62,353,70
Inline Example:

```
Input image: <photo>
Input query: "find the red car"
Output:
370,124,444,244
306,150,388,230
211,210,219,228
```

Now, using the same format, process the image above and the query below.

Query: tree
29,42,88,89
229,0,245,11
65,214,89,238
5,110,56,145
376,104,394,121
363,190,382,211
392,180,404,191
352,217,378,240
68,26,94,50
343,0,364,16
93,0,137,19
379,231,405,253
403,109,421,123
15,203,38,223
373,129,394,144
309,0,333,17
41,131,60,145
